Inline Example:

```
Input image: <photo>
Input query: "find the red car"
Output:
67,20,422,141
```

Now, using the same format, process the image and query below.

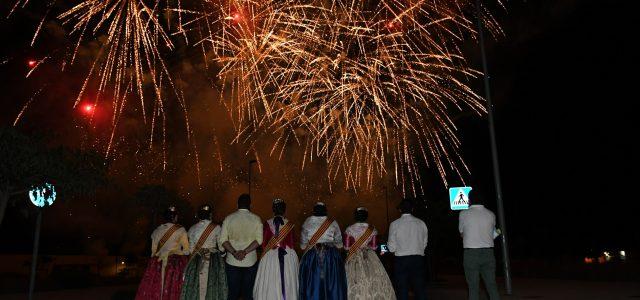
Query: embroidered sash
155,224,181,256
191,223,218,255
346,225,375,261
260,222,294,259
303,218,333,252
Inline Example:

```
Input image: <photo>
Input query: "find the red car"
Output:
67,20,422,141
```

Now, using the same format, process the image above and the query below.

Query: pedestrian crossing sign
449,186,472,210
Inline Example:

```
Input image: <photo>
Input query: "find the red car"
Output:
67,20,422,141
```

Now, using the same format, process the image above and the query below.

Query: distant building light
620,250,626,260
597,256,606,264
584,257,594,264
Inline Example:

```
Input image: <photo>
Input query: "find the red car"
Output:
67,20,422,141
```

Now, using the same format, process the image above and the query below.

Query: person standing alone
459,190,501,300
388,199,428,300
219,194,263,300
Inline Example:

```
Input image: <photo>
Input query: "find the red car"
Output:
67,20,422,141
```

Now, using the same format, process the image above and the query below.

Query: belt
464,247,493,250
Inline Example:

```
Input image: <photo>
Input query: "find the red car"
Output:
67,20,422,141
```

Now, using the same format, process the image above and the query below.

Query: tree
135,184,193,229
134,184,193,255
0,127,108,226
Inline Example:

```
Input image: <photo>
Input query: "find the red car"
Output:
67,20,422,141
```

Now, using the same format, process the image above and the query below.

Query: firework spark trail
7,0,501,192
13,86,46,127
198,0,500,193
6,0,208,186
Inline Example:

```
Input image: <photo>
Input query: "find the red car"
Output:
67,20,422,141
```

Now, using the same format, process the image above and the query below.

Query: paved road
430,276,640,300
2,276,639,299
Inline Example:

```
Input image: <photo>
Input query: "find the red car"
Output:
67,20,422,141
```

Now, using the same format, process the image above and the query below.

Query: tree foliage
135,184,193,227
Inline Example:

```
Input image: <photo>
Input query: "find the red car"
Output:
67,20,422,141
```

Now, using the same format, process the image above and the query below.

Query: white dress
187,220,222,300
344,223,396,300
253,218,299,300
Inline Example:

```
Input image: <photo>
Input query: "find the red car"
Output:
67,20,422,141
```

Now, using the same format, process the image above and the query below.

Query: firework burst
6,0,501,193
205,0,500,193
58,0,176,155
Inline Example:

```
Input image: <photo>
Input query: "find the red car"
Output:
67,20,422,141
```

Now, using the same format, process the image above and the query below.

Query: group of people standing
135,191,500,300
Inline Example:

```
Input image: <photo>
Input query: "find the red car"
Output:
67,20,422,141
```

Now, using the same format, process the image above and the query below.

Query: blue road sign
449,186,472,210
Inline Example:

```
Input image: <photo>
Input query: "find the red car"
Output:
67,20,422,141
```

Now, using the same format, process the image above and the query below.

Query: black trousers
226,262,258,300
394,255,427,300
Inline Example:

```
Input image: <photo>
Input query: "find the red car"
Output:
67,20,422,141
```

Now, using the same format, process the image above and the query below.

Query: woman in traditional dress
344,207,396,300
181,204,227,300
136,206,190,300
298,202,347,300
253,198,299,300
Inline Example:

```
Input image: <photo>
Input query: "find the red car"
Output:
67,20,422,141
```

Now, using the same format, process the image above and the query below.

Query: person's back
458,191,500,300
388,214,428,256
459,205,496,249
219,194,263,300
387,199,428,300
222,209,262,254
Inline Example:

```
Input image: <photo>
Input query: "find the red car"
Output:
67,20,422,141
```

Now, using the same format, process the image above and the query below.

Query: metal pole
28,209,43,300
474,0,513,294
248,160,257,198
383,186,389,230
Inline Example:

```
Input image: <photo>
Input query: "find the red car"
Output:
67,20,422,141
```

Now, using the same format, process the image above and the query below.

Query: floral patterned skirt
181,250,227,300
345,249,396,300
136,255,189,300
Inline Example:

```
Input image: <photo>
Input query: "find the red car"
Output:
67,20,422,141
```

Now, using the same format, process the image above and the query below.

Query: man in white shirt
458,191,500,300
219,194,263,300
388,199,428,300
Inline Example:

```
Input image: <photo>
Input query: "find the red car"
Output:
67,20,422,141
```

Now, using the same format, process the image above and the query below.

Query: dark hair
238,194,251,209
312,204,327,216
163,208,178,223
354,209,368,222
197,204,212,220
469,189,485,206
273,202,286,216
397,198,413,214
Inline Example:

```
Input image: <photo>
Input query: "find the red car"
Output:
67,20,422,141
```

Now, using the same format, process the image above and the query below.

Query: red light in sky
27,60,37,68
231,12,241,22
83,104,94,113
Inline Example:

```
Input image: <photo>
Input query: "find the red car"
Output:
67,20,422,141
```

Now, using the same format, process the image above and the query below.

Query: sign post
473,0,513,293
27,183,56,300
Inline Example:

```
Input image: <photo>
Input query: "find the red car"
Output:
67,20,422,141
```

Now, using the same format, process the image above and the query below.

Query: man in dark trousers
388,199,428,300
219,194,263,300
459,190,501,300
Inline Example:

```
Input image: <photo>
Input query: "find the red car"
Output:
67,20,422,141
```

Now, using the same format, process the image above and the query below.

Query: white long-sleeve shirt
459,205,497,249
300,216,343,249
388,214,428,256
219,209,263,267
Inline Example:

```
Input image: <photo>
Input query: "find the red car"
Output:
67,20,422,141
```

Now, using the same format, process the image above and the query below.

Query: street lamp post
27,183,56,300
474,0,513,294
28,209,42,300
383,186,390,231
248,160,257,198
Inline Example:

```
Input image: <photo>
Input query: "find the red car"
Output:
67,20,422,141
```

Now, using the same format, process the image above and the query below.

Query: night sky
0,0,637,262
